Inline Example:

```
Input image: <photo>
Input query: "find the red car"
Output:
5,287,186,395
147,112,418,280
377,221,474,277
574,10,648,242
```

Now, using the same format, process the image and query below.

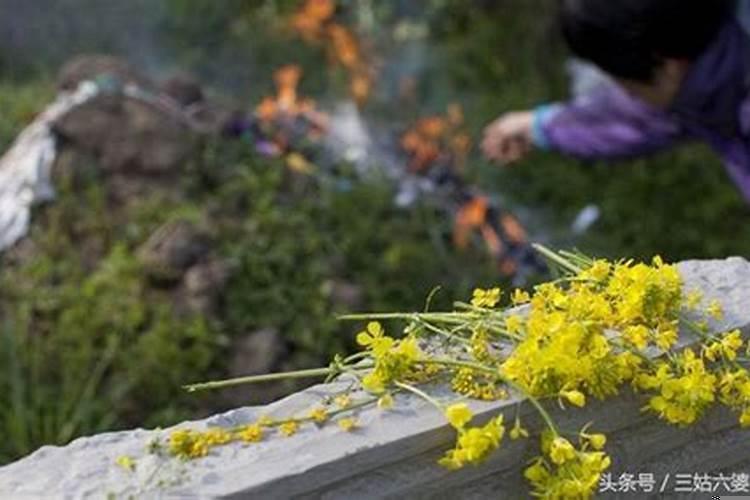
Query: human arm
482,84,689,164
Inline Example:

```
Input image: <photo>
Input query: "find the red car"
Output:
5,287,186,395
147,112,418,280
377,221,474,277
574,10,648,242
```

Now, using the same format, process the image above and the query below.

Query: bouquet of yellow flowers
165,245,743,499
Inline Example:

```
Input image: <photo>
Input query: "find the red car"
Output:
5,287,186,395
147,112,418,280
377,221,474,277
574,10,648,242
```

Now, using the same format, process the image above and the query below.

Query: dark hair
559,0,734,81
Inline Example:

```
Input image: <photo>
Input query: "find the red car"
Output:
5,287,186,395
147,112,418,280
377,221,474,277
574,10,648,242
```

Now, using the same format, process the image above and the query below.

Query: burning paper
0,81,100,251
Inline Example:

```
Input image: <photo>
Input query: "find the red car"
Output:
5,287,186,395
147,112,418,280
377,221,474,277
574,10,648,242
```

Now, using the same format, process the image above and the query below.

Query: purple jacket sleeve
532,84,689,160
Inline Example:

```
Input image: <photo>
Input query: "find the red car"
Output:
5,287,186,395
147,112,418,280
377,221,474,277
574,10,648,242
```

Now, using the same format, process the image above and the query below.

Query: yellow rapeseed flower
510,418,529,440
685,290,703,309
238,424,263,443
308,407,329,424
377,393,394,410
204,428,231,446
549,436,576,465
334,394,352,409
585,433,607,450
338,417,358,432
740,409,750,427
257,415,274,427
471,288,501,308
115,455,136,472
505,315,524,335
511,289,531,305
707,300,724,321
445,403,473,429
279,421,299,437
560,389,586,408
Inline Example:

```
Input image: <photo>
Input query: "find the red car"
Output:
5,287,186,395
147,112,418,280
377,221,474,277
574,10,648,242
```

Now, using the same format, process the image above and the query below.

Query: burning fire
401,104,472,173
453,196,530,276
244,52,535,277
253,65,328,170
255,65,328,129
401,106,531,276
291,0,374,104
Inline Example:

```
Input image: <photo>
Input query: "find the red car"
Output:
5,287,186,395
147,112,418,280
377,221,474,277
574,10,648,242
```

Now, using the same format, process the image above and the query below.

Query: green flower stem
420,358,560,435
183,364,373,392
343,351,371,364
559,250,595,268
608,338,658,369
453,302,492,313
417,319,471,345
532,244,583,275
394,381,444,412
339,312,472,324
680,315,745,371
265,396,380,427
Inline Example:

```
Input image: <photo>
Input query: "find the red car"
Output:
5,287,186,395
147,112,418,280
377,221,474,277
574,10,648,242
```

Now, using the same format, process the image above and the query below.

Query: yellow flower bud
587,433,607,450
549,437,576,465
338,417,358,432
561,389,586,408
377,393,394,410
115,455,136,472
445,403,473,429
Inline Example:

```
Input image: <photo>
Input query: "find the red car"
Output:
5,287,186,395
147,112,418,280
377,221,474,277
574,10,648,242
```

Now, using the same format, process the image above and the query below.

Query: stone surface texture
0,258,749,499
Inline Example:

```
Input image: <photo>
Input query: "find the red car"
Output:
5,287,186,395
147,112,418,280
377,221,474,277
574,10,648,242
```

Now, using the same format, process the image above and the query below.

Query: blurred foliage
0,81,54,151
209,141,501,366
0,82,499,463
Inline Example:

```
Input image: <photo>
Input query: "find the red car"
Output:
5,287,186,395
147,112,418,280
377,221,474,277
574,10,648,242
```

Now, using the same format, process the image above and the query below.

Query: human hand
481,111,534,164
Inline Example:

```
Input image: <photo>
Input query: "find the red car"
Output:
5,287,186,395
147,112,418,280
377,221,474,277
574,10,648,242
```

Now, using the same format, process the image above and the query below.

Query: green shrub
0,132,504,464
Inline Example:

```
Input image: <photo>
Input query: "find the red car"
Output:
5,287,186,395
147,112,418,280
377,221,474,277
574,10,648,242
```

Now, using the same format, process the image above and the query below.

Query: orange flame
292,0,335,41
290,0,374,104
454,197,504,256
453,196,530,275
401,105,472,173
254,65,329,154
275,65,302,111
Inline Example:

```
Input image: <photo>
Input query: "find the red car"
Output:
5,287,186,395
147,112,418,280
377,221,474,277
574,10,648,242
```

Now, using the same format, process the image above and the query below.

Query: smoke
0,0,169,78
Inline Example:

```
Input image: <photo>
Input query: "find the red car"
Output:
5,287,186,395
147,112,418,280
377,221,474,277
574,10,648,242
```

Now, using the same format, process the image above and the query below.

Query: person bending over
482,0,750,202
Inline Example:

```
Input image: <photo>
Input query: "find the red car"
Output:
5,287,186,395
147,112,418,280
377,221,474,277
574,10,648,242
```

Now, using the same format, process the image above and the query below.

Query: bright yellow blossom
560,389,586,408
439,416,505,469
505,315,524,335
238,424,263,443
308,407,328,424
511,289,531,305
549,436,576,465
334,394,352,409
471,288,501,308
585,433,607,450
741,409,750,427
279,421,299,437
685,290,703,309
377,393,394,410
338,417,358,432
115,455,136,472
445,403,473,429
707,300,724,320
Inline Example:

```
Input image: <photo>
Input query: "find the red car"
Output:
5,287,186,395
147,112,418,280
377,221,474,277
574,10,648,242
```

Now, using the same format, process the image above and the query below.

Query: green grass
0,113,503,465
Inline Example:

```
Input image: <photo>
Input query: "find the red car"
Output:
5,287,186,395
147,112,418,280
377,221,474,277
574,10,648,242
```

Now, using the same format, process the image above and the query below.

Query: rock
136,220,210,283
53,94,196,176
180,257,230,315
160,73,204,107
57,54,153,92
323,279,364,311
0,237,38,267
1,258,749,499
229,328,287,377
219,328,291,407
